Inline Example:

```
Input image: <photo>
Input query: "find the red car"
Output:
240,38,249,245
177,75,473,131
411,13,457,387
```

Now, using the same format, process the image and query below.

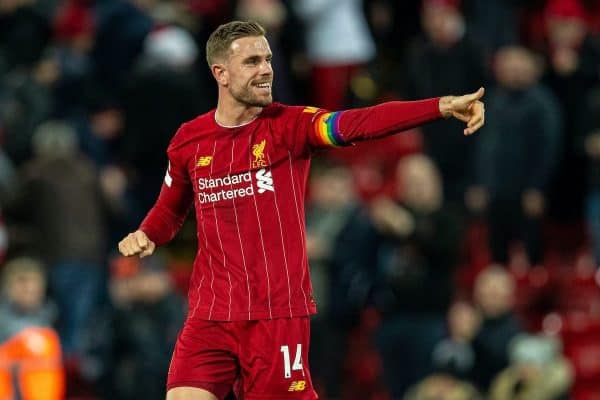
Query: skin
212,36,274,127
118,33,486,400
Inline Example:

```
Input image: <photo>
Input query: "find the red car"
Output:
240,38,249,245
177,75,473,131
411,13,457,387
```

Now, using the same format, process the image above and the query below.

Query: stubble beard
230,85,272,107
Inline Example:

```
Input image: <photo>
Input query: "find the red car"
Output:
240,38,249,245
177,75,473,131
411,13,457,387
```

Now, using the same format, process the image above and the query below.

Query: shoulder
263,102,326,118
168,110,215,151
260,102,306,121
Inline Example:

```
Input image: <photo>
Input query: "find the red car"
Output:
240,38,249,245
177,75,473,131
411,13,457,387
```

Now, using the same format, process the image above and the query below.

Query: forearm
139,183,193,246
320,98,442,145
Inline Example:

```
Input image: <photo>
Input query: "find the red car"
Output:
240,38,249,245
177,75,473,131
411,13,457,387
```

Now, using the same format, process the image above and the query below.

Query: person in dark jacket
471,266,523,391
468,45,561,265
370,154,463,397
6,121,107,357
542,0,600,223
403,0,487,207
577,84,600,265
109,254,185,400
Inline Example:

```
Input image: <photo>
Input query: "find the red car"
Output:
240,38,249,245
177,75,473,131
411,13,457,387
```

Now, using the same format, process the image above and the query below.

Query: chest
180,127,302,210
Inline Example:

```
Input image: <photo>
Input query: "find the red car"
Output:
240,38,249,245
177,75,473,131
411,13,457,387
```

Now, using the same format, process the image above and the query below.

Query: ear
211,63,228,86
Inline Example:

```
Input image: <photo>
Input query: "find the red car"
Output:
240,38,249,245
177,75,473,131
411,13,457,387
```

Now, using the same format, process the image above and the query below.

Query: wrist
438,96,454,118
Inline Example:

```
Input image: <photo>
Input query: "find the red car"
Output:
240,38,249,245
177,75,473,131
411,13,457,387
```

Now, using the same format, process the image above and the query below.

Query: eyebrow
242,54,273,62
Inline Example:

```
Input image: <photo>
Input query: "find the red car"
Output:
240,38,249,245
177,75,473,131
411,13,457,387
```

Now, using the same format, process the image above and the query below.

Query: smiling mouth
254,82,272,90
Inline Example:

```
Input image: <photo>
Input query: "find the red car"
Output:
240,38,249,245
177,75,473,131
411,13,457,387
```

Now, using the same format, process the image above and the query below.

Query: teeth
256,83,270,88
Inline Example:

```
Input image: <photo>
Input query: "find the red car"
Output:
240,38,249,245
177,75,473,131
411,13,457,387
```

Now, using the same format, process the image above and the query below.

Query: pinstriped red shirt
140,99,441,321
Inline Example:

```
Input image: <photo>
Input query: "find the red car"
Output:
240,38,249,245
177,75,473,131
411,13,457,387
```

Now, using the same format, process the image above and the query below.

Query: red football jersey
140,99,441,321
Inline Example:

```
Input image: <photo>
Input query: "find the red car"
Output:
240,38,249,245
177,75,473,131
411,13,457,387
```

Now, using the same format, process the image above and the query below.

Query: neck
215,94,264,127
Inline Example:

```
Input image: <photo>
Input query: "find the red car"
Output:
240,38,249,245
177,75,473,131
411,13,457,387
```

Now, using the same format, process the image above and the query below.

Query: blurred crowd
0,0,599,399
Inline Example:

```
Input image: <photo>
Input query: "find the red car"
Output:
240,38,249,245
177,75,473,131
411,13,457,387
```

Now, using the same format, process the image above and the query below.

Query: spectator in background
578,85,600,265
461,0,521,56
91,0,154,98
468,45,561,266
404,373,482,400
471,266,523,392
431,301,480,381
363,0,421,63
0,49,58,164
403,0,487,209
51,0,96,118
120,25,209,217
109,254,185,400
306,160,376,398
0,0,51,74
370,154,462,397
6,121,107,358
293,0,376,110
0,257,56,343
543,0,600,223
490,334,573,400
0,257,64,400
0,147,17,205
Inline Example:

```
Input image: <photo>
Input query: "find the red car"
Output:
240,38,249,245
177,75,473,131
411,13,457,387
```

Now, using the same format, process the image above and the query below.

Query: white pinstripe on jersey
189,143,210,319
266,153,293,318
229,139,252,319
207,138,231,319
206,140,219,318
287,151,310,315
248,135,273,319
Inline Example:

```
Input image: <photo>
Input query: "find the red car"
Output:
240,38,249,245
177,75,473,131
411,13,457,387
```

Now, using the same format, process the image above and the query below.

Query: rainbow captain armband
313,111,345,147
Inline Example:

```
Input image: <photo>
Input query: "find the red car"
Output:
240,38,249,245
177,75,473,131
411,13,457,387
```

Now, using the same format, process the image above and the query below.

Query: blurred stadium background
0,0,599,399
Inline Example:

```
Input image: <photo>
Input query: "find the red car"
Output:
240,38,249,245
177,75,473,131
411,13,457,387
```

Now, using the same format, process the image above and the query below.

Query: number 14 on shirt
280,344,303,378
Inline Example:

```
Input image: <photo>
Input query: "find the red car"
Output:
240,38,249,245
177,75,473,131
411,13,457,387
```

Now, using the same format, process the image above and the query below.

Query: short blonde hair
205,21,266,66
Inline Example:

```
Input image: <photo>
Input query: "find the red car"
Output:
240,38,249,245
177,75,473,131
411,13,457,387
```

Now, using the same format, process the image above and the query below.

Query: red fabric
140,100,441,321
310,64,361,111
53,0,94,39
336,98,441,143
167,317,316,399
545,0,587,21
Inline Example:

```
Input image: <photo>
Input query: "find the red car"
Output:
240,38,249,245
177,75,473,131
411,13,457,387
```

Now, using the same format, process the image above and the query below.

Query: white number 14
280,344,303,378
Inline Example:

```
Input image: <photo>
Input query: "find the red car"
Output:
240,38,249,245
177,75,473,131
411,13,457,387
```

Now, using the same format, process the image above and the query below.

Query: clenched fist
118,230,156,258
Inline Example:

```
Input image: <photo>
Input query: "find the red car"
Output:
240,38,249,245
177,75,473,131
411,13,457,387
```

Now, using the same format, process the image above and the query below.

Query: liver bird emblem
252,139,267,168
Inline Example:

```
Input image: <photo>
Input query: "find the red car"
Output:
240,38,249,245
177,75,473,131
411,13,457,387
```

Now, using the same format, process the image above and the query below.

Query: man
118,21,485,400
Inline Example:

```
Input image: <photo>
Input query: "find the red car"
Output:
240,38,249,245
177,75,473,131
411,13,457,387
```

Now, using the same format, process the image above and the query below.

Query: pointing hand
439,87,486,136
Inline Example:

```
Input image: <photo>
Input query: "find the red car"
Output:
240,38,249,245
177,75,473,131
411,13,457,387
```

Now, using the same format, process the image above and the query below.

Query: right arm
285,88,485,154
118,149,193,258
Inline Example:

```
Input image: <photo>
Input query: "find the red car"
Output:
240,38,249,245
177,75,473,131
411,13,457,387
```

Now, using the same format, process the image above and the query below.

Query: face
396,155,442,213
474,268,515,318
7,271,46,311
311,167,355,209
422,4,464,47
494,47,538,89
547,18,586,48
215,36,274,107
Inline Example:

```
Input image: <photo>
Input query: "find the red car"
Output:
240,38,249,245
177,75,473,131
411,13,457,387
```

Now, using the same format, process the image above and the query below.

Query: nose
260,60,273,75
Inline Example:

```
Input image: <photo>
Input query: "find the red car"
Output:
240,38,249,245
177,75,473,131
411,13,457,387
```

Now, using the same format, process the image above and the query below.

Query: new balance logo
196,156,213,167
256,168,274,193
288,381,307,392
